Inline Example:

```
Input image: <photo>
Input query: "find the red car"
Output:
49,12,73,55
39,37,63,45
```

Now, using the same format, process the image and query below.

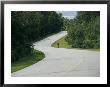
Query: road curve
12,31,100,77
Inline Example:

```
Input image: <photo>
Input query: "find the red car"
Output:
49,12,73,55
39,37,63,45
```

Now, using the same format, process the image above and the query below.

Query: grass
11,49,45,73
51,35,100,51
51,35,72,48
85,49,100,51
73,48,100,51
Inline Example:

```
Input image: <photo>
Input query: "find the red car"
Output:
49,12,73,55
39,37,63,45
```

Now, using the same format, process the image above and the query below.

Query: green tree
66,11,100,49
11,11,63,62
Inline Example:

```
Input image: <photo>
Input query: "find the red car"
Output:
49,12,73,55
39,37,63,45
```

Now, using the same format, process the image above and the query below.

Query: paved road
12,31,100,77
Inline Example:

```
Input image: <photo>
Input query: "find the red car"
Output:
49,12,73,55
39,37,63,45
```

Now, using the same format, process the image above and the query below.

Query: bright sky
56,11,77,19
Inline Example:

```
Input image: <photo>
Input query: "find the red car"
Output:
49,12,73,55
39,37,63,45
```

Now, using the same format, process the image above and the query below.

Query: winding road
12,31,100,77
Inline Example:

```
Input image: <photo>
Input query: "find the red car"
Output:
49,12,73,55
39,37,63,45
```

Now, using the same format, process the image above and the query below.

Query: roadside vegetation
11,11,63,62
11,11,63,73
63,11,100,49
51,35,72,48
52,11,100,51
51,35,100,51
11,49,45,73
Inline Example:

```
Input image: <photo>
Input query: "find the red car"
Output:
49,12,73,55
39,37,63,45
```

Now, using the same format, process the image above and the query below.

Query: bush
66,11,100,49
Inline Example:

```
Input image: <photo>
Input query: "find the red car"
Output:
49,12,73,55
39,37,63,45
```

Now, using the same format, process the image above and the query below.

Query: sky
56,11,77,19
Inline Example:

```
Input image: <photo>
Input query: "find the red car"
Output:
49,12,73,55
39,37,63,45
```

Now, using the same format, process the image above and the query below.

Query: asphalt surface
12,31,100,77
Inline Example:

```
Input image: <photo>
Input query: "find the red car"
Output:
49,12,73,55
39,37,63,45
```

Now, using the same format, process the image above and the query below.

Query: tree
11,11,63,62
66,11,100,48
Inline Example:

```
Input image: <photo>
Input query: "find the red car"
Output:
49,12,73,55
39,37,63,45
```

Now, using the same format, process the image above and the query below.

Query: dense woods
11,11,100,63
11,11,63,62
65,11,100,49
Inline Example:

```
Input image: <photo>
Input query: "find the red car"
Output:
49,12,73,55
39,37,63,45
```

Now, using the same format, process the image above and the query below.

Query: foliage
65,11,100,49
11,49,45,73
51,35,72,48
11,11,63,62
51,35,100,52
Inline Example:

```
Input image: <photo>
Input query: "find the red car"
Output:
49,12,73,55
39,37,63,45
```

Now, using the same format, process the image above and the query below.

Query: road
12,31,100,77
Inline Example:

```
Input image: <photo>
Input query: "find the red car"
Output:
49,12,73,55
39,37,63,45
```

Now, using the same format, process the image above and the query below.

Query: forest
11,11,63,62
11,11,100,63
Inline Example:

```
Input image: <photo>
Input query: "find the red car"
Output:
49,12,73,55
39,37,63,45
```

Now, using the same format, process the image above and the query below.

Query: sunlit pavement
12,31,100,77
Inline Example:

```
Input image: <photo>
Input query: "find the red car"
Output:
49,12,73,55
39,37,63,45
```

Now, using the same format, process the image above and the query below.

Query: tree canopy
65,11,100,48
11,11,63,62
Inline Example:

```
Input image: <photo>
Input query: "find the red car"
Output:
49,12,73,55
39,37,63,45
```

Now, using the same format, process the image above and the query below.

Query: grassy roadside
51,35,100,51
51,35,72,48
11,49,45,73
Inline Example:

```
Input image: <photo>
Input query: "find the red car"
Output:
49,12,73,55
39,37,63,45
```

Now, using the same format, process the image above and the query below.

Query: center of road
12,31,100,77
